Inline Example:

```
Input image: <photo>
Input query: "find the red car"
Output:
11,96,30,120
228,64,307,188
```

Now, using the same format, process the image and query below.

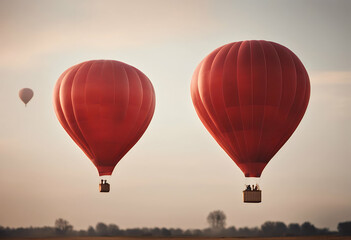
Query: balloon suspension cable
244,177,261,191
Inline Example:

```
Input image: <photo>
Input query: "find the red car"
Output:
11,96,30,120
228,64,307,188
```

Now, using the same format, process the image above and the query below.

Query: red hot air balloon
53,60,155,192
19,88,34,106
191,40,310,202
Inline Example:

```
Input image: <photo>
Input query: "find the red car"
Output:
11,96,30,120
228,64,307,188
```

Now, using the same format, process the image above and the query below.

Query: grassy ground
0,236,349,240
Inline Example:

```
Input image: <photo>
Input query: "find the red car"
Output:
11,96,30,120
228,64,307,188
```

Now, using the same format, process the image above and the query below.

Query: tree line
0,213,350,238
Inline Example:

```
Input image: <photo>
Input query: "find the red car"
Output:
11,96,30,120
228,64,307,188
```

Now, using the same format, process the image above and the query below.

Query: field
0,236,350,240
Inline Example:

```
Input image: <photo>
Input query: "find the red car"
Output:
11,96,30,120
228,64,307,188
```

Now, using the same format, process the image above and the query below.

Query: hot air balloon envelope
19,88,34,106
53,60,155,176
191,40,310,178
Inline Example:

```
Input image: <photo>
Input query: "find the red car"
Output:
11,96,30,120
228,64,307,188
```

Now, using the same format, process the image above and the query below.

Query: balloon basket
99,181,110,192
243,190,261,203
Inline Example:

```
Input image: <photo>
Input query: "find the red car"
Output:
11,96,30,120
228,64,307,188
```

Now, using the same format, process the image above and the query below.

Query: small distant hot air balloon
53,60,156,192
19,88,34,106
191,40,310,203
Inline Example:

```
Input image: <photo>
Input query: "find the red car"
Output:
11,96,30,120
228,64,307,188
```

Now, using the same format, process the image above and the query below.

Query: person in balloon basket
245,184,259,191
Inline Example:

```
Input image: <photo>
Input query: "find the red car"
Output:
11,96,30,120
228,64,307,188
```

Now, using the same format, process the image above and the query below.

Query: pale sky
0,0,350,231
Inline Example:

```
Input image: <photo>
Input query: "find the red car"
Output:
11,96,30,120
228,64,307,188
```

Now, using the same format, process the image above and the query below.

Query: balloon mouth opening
245,173,261,178
97,166,115,176
236,162,267,178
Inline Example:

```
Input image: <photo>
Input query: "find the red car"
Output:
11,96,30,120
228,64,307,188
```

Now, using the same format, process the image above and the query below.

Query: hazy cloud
0,0,216,68
310,71,351,85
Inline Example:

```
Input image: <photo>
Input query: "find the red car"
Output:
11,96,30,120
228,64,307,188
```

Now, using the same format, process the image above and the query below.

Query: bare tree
108,224,120,236
87,226,95,236
54,218,73,235
207,210,226,230
96,222,108,236
261,221,287,236
301,222,316,236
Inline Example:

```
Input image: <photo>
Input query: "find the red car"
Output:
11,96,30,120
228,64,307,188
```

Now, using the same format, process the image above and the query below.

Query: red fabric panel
191,40,310,177
53,60,155,176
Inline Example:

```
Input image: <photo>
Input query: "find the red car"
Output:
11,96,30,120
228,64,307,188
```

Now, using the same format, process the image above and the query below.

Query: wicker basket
243,190,261,203
99,183,110,192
